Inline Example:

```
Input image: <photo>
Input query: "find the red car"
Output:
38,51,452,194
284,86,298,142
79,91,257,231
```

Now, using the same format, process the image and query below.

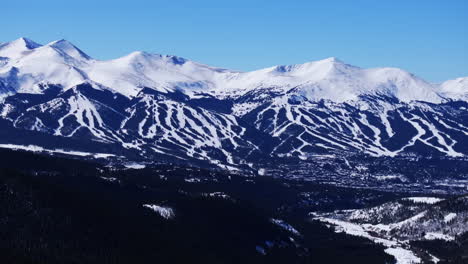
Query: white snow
47,39,90,61
100,177,118,183
258,168,266,176
203,192,231,199
403,197,444,204
314,217,421,264
0,143,44,152
0,143,115,158
0,37,467,163
384,247,422,264
94,153,116,158
439,77,468,101
1,37,465,104
124,163,146,169
444,213,457,223
374,174,404,181
430,254,441,263
184,178,201,183
0,41,89,94
424,232,455,241
142,204,175,219
0,38,42,59
214,57,444,103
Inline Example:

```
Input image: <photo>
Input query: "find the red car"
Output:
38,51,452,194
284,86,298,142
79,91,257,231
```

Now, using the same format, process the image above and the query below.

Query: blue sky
2,0,467,82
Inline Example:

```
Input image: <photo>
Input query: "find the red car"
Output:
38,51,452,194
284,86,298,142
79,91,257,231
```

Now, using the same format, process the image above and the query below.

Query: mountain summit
0,37,42,59
0,38,465,103
46,39,92,61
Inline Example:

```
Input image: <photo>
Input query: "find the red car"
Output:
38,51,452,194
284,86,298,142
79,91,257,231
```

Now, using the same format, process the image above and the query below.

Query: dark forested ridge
0,149,400,264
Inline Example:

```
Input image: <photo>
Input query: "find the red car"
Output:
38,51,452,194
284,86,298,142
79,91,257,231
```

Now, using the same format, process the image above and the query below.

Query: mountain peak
439,76,468,100
117,51,189,66
321,56,343,63
0,38,465,104
0,37,42,59
269,57,351,76
46,39,92,60
47,39,72,47
11,37,42,49
115,51,156,63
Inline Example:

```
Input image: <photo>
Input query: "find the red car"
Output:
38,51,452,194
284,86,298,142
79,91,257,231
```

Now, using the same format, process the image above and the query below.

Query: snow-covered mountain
0,38,462,102
212,57,444,104
0,37,235,97
440,77,468,101
0,37,467,167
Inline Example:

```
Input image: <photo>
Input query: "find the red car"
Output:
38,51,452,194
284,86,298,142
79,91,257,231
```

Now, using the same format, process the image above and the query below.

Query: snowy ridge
0,38,466,103
440,77,468,101
215,57,444,103
0,38,467,165
0,38,42,59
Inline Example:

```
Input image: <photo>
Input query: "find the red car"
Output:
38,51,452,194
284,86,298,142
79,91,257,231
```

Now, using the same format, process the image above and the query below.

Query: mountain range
0,37,467,169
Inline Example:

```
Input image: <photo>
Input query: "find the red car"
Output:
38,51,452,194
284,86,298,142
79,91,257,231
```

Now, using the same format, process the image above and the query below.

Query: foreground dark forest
0,149,466,264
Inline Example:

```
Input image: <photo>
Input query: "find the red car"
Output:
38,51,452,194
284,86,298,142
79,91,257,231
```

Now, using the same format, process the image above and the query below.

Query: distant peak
47,39,80,50
130,51,150,56
271,57,349,74
15,37,34,43
319,57,344,64
119,51,188,65
46,39,91,60
0,37,42,59
48,39,70,45
7,37,42,49
121,51,153,60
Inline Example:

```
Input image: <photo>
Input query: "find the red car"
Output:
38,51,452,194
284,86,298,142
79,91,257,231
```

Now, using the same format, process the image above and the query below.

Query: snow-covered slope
0,38,465,103
0,38,240,98
0,37,42,59
47,39,92,61
0,38,91,94
0,37,467,165
215,57,443,103
85,51,233,97
440,77,468,101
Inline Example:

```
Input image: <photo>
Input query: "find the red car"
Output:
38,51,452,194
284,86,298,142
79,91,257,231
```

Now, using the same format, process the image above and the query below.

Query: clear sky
2,0,467,82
